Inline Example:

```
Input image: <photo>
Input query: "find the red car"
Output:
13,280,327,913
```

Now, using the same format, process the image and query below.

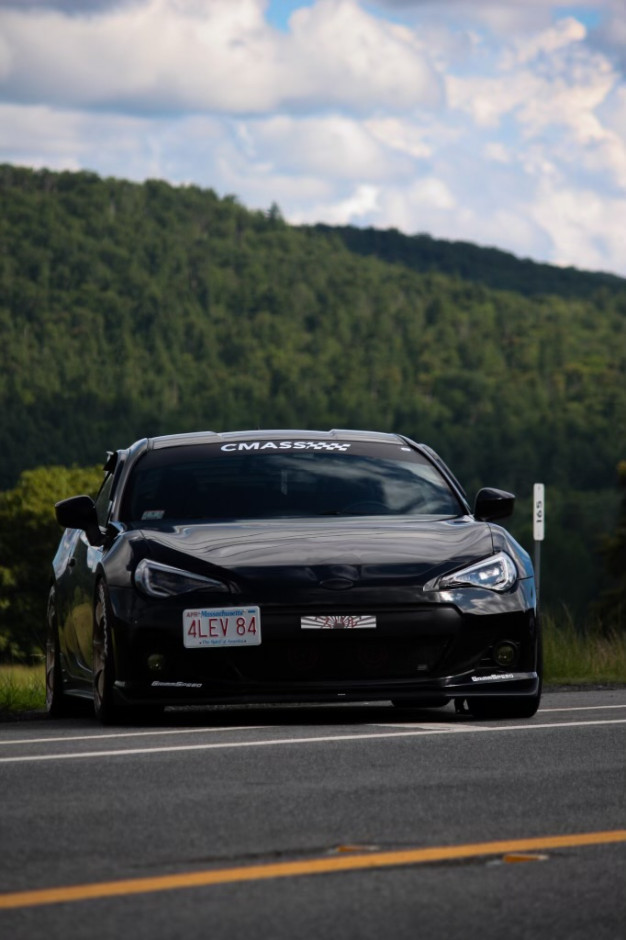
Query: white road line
1,719,625,764
0,726,265,747
540,705,626,712
1,704,624,749
374,723,489,731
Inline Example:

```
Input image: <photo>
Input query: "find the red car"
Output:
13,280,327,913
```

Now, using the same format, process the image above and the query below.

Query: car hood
132,516,494,590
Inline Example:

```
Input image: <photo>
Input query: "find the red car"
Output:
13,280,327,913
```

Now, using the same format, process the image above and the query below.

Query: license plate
301,614,377,630
183,607,261,648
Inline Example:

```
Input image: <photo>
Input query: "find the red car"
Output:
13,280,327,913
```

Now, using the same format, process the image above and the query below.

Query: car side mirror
55,495,104,546
474,487,515,522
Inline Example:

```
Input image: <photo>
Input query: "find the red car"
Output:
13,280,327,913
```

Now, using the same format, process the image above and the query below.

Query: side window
94,473,114,527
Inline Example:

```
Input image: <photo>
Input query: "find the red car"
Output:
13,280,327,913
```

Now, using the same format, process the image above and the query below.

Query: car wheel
468,630,543,720
46,587,81,718
93,582,124,725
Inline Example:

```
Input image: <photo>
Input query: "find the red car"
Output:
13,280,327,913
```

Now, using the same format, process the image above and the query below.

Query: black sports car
48,429,541,723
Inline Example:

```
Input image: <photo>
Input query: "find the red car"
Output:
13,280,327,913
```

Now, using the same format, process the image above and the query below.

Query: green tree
0,465,102,660
596,461,626,632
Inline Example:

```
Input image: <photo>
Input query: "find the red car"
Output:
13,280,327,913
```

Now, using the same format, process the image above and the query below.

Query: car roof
145,429,406,450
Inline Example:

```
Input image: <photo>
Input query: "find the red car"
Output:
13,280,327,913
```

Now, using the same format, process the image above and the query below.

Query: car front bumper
107,581,540,708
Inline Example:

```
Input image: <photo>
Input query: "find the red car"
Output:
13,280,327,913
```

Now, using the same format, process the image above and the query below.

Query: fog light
492,641,518,668
147,653,166,674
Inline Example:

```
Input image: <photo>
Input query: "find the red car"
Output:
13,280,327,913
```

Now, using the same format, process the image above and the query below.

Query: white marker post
533,483,545,605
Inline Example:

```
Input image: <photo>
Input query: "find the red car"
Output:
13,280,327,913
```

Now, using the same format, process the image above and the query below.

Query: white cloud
289,182,380,224
0,1,132,10
600,85,626,145
237,114,415,179
0,0,280,112
448,17,617,134
362,175,456,236
517,53,616,142
531,180,626,273
447,71,537,128
369,0,609,35
0,29,12,80
0,1,625,277
502,16,587,66
0,0,441,115
365,117,432,159
0,101,177,179
285,0,442,112
483,141,510,163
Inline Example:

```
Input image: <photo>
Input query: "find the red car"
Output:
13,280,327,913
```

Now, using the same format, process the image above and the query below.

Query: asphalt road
1,690,625,940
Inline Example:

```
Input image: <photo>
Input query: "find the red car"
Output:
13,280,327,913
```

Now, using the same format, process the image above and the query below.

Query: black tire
93,582,124,725
46,587,82,718
468,625,543,720
92,583,160,725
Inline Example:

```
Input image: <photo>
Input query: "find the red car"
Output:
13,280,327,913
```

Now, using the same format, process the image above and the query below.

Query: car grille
218,635,451,682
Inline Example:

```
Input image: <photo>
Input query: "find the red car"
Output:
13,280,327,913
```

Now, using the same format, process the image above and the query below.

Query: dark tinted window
94,472,114,526
120,441,464,523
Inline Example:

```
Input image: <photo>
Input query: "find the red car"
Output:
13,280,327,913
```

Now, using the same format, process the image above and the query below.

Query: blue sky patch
266,0,315,32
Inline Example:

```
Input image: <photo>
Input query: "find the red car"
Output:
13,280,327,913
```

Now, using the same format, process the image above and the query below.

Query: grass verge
543,616,626,685
0,662,46,717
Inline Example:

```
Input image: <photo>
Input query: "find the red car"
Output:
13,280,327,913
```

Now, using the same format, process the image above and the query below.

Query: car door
59,471,115,688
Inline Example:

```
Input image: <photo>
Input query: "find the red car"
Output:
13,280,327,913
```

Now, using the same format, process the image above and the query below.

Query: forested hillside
312,224,626,299
1,163,625,623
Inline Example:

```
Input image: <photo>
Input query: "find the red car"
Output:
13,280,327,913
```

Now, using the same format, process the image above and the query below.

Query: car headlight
134,559,229,598
424,551,518,593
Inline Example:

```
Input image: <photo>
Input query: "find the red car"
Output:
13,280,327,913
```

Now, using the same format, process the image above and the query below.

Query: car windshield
120,441,464,523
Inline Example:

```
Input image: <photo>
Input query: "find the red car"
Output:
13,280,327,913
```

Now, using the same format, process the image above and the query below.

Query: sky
1,0,625,276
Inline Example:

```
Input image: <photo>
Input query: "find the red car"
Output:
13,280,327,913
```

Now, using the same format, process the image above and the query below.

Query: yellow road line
1,830,624,910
